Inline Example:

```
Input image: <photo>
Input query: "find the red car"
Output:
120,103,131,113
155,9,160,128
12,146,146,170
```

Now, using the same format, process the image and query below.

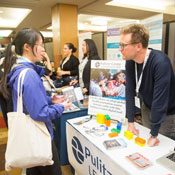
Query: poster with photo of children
88,60,126,122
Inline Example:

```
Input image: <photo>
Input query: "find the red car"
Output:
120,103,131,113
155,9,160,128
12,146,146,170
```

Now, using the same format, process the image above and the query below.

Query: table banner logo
71,136,113,175
72,136,84,164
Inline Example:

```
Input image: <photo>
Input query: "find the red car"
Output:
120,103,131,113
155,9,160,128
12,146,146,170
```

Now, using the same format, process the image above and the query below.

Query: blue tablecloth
53,108,88,165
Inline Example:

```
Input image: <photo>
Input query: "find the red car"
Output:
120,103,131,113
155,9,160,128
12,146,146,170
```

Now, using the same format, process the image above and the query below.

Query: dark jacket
126,49,175,136
60,55,79,85
81,55,101,94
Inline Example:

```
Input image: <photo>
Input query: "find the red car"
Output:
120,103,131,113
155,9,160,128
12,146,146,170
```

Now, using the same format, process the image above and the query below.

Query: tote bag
5,68,54,171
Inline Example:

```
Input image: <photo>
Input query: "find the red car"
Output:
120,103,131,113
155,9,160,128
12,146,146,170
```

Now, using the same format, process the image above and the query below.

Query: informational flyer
62,86,83,113
107,14,163,61
88,60,126,122
107,27,121,60
141,14,163,50
107,21,138,60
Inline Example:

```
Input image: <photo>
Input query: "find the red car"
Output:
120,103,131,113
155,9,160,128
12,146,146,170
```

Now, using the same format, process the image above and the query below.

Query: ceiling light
91,17,108,26
0,7,31,28
90,25,107,31
78,23,107,31
40,31,53,38
78,23,85,29
119,19,140,23
106,0,172,10
91,20,107,26
0,30,12,37
0,10,3,14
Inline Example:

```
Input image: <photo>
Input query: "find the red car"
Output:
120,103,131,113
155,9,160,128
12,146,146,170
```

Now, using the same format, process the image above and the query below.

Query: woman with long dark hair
0,28,70,175
70,39,101,94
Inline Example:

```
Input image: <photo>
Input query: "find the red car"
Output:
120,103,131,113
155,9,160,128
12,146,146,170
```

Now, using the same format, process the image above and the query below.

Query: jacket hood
7,62,45,88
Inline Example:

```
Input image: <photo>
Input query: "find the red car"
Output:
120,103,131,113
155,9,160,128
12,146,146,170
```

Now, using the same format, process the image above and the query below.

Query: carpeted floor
61,165,73,175
22,165,73,175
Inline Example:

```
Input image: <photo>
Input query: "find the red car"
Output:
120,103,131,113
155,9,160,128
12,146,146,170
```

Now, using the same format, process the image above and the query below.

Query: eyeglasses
35,43,45,48
119,42,138,49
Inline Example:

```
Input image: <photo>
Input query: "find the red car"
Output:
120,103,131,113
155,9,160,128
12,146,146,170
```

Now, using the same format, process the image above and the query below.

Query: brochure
62,86,84,113
126,152,151,169
103,138,127,150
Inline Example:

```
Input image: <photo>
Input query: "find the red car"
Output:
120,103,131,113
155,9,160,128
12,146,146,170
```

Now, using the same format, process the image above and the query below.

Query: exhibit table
53,107,88,165
66,116,175,175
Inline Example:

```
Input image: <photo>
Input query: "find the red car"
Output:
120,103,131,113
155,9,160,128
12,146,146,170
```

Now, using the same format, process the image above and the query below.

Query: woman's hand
42,52,49,60
52,95,65,104
82,88,88,94
70,79,78,86
42,52,50,66
61,99,72,109
57,70,70,76
41,51,52,75
57,70,64,77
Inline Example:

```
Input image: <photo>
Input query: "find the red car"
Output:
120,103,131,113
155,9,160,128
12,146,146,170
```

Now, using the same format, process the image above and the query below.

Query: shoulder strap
17,68,30,113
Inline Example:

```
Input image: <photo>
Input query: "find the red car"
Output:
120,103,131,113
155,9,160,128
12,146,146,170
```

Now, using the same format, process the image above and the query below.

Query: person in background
56,43,79,86
0,28,71,175
119,23,175,147
70,39,101,94
0,44,5,59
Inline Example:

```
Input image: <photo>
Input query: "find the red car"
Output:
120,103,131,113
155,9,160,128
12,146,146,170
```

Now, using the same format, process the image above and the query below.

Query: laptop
156,151,175,173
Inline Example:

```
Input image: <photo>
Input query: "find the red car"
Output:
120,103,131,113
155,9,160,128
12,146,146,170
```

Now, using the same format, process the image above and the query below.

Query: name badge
79,73,82,78
135,96,140,109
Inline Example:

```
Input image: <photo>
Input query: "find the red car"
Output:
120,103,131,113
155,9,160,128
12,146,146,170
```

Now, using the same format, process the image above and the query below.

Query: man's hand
147,137,160,147
127,122,139,136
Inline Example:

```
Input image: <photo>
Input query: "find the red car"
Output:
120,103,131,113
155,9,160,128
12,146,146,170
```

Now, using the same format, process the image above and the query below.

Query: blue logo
72,136,84,164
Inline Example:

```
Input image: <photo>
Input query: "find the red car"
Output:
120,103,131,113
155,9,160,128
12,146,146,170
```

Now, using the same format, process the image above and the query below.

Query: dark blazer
60,55,79,85
82,55,101,94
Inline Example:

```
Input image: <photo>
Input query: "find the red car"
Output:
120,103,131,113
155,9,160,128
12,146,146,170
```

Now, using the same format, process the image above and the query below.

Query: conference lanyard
135,49,149,97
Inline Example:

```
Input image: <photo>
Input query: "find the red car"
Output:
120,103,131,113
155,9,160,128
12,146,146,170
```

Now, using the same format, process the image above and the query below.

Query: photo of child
89,68,126,98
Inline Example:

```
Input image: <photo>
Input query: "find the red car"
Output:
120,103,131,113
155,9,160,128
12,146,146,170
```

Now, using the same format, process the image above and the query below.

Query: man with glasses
119,24,175,147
